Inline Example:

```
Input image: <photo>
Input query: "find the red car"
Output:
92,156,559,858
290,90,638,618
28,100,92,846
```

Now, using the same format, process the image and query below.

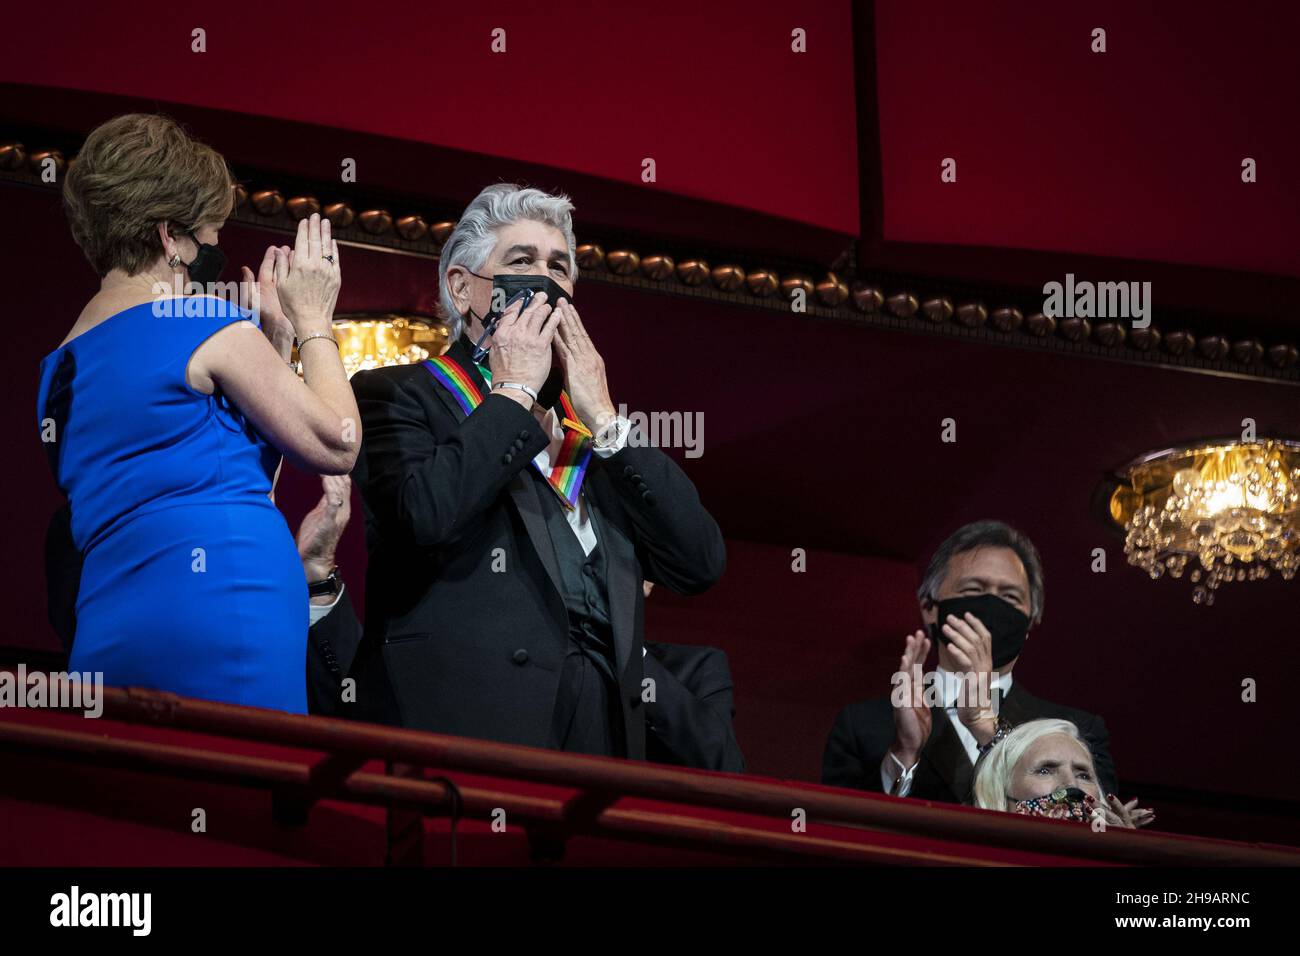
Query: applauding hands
240,245,293,360
488,291,560,409
276,214,341,339
553,299,616,431
240,213,340,357
889,630,933,772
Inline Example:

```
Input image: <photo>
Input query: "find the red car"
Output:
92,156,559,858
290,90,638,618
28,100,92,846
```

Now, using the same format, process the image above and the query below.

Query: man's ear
919,597,938,624
446,265,470,314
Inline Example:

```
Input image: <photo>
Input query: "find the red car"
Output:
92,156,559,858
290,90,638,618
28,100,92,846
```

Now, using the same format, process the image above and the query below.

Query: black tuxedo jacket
643,640,745,773
305,587,364,718
345,338,726,758
821,681,1118,804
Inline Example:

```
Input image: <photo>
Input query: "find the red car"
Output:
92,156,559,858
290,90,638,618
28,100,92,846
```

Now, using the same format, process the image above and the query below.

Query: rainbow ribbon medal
422,355,593,510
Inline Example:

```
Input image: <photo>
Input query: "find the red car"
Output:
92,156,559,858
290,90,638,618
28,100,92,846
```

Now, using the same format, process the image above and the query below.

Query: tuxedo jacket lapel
429,339,565,597
423,337,489,424
426,339,627,666
999,682,1032,725
588,494,634,678
922,706,975,802
507,474,566,603
921,682,1027,802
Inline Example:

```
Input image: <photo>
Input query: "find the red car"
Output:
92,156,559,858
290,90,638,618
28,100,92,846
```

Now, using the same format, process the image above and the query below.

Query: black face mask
477,273,573,319
928,593,1031,668
466,272,575,367
180,235,228,286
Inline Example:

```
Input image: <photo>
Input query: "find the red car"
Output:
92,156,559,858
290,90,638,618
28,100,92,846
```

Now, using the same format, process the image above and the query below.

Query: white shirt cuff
308,583,344,625
591,417,631,459
881,751,918,797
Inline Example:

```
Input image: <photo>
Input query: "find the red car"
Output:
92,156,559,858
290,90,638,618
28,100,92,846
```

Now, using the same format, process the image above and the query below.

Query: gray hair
971,718,1097,811
437,183,577,339
916,519,1045,624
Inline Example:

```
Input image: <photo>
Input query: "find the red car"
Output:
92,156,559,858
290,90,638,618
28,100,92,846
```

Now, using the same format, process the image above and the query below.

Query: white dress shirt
881,665,1014,797
530,405,629,556
531,406,646,659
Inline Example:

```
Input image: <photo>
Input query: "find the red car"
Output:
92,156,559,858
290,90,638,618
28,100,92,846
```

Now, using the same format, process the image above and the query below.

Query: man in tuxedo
644,639,745,772
315,518,743,770
345,184,726,759
822,520,1117,804
295,475,364,717
641,581,745,772
43,474,363,717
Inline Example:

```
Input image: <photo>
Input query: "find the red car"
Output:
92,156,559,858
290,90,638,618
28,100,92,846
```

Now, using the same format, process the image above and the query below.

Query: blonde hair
63,113,234,277
970,718,1099,811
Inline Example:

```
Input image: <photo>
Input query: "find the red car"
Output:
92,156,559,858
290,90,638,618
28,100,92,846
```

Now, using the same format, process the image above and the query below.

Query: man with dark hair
821,519,1117,804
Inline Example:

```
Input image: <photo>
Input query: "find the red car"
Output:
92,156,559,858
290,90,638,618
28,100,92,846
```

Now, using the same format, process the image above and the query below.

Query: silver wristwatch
593,416,631,449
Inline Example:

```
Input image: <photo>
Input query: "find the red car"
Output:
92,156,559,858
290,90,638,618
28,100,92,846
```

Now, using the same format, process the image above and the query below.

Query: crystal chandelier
1108,440,1300,604
292,314,448,378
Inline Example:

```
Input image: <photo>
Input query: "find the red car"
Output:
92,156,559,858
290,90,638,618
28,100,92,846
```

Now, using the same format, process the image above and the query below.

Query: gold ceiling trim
3,137,1297,385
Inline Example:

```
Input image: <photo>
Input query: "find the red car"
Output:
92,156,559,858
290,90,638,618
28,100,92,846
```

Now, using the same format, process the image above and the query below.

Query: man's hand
240,246,294,361
553,300,616,431
488,291,558,408
297,474,351,584
942,611,998,745
889,630,933,771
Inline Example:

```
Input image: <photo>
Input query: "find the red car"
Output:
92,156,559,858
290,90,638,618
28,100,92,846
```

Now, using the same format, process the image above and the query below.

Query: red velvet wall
875,0,1300,277
11,183,1299,824
6,1,1300,845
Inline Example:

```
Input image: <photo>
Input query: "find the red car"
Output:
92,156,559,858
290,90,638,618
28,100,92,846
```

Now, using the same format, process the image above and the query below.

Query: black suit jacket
821,681,1118,804
643,640,745,773
345,338,726,758
305,587,364,718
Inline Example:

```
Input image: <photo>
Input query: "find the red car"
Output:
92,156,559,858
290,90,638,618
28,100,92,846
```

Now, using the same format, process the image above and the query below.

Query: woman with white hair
972,718,1153,827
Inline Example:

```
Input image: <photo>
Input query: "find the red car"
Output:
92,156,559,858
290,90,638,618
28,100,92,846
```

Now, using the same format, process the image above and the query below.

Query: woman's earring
167,251,182,268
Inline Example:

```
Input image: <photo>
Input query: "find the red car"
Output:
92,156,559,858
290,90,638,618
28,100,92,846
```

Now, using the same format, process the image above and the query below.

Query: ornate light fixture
1108,439,1300,603
292,314,448,377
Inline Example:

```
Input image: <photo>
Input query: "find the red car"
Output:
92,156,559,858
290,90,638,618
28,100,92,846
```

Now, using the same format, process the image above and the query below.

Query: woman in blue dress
36,113,360,713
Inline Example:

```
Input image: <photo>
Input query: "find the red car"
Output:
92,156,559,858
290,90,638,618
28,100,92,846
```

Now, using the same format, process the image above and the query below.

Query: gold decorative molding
3,132,1297,385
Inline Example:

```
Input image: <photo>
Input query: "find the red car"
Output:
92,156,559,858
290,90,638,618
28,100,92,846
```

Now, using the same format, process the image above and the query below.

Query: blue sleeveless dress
36,297,307,713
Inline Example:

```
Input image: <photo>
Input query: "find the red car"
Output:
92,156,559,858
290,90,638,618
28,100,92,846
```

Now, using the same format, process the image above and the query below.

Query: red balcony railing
1,684,1297,866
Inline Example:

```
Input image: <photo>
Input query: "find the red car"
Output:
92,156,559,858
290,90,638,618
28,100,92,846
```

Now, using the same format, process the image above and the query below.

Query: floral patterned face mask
1012,786,1096,823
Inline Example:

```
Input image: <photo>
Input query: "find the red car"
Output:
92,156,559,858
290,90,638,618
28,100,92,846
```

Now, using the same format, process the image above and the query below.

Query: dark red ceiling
874,0,1300,279
5,1,1298,284
0,1,859,236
